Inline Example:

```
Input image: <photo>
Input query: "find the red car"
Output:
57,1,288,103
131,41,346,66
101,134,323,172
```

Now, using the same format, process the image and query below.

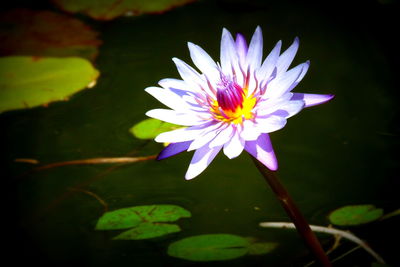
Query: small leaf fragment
113,222,181,240
129,118,181,140
328,204,384,226
167,234,250,261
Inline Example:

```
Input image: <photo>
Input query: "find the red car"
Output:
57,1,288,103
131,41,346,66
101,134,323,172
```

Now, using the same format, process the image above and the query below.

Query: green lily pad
52,0,196,20
247,242,278,255
0,56,99,113
328,204,384,226
167,234,250,261
113,222,181,240
0,9,102,60
129,118,181,140
95,204,191,230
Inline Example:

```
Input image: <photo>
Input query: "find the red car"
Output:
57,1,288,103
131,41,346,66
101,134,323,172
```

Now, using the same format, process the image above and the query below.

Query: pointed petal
246,26,263,71
159,78,190,92
291,93,335,107
235,33,248,66
274,99,305,118
146,109,204,126
187,123,224,151
220,28,239,77
287,60,310,92
157,141,192,160
145,86,187,110
185,144,223,180
172,57,204,91
256,115,287,133
245,133,278,171
154,122,213,143
276,37,299,76
223,129,245,159
188,42,220,83
265,62,307,98
257,40,282,81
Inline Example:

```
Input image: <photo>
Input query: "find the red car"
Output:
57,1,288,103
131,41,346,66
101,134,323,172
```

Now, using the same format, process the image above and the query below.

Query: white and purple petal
291,93,335,107
157,141,192,160
223,128,245,159
185,143,223,180
235,33,248,66
256,115,287,133
256,40,282,82
220,28,240,78
145,86,188,111
154,122,214,143
146,109,206,126
245,133,278,171
172,57,205,92
246,26,263,72
188,42,220,84
276,37,299,76
265,61,308,99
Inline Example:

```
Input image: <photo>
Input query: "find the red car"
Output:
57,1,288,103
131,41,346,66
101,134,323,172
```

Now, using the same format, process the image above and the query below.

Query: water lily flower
145,26,334,180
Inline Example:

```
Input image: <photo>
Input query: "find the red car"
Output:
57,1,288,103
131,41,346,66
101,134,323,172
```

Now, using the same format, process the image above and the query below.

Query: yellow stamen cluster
211,91,256,124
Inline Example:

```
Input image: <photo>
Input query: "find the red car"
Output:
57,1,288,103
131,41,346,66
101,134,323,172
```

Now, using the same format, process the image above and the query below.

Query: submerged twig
14,158,39,164
379,208,400,221
259,221,385,264
68,187,109,213
33,155,157,171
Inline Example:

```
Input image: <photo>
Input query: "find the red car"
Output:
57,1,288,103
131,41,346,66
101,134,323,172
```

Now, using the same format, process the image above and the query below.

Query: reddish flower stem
250,155,331,267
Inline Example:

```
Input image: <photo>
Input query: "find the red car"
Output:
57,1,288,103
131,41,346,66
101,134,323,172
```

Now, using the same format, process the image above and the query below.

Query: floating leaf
113,222,181,240
328,205,384,226
96,204,191,230
52,0,196,20
129,118,181,140
247,242,278,255
167,234,250,261
0,9,101,60
0,56,99,113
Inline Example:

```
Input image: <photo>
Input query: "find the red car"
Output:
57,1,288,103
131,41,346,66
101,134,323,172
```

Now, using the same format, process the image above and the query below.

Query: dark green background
2,0,399,266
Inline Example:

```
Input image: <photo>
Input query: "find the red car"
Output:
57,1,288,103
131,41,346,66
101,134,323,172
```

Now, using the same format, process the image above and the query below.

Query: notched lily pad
95,204,191,230
0,9,101,60
53,0,196,20
328,204,384,226
0,56,99,113
167,234,250,261
113,222,181,240
129,118,181,140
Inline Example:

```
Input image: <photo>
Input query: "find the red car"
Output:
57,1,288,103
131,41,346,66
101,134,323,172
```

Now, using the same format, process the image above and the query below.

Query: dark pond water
2,0,399,266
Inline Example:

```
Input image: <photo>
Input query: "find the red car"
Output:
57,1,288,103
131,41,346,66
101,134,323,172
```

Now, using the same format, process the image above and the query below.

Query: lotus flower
145,26,333,180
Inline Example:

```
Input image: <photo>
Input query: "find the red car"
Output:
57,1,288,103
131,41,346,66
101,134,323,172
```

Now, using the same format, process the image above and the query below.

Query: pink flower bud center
216,80,244,112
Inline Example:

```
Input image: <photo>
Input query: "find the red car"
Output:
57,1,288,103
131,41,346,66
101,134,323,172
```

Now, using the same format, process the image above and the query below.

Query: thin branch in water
27,153,156,221
379,208,400,221
33,155,157,171
68,187,109,213
259,221,385,264
14,158,39,164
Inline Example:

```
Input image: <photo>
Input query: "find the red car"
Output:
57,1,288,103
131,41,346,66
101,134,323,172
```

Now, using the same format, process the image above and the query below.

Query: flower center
211,78,256,124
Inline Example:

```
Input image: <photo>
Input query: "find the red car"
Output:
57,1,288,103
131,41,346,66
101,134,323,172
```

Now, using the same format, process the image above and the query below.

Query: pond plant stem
250,155,332,267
